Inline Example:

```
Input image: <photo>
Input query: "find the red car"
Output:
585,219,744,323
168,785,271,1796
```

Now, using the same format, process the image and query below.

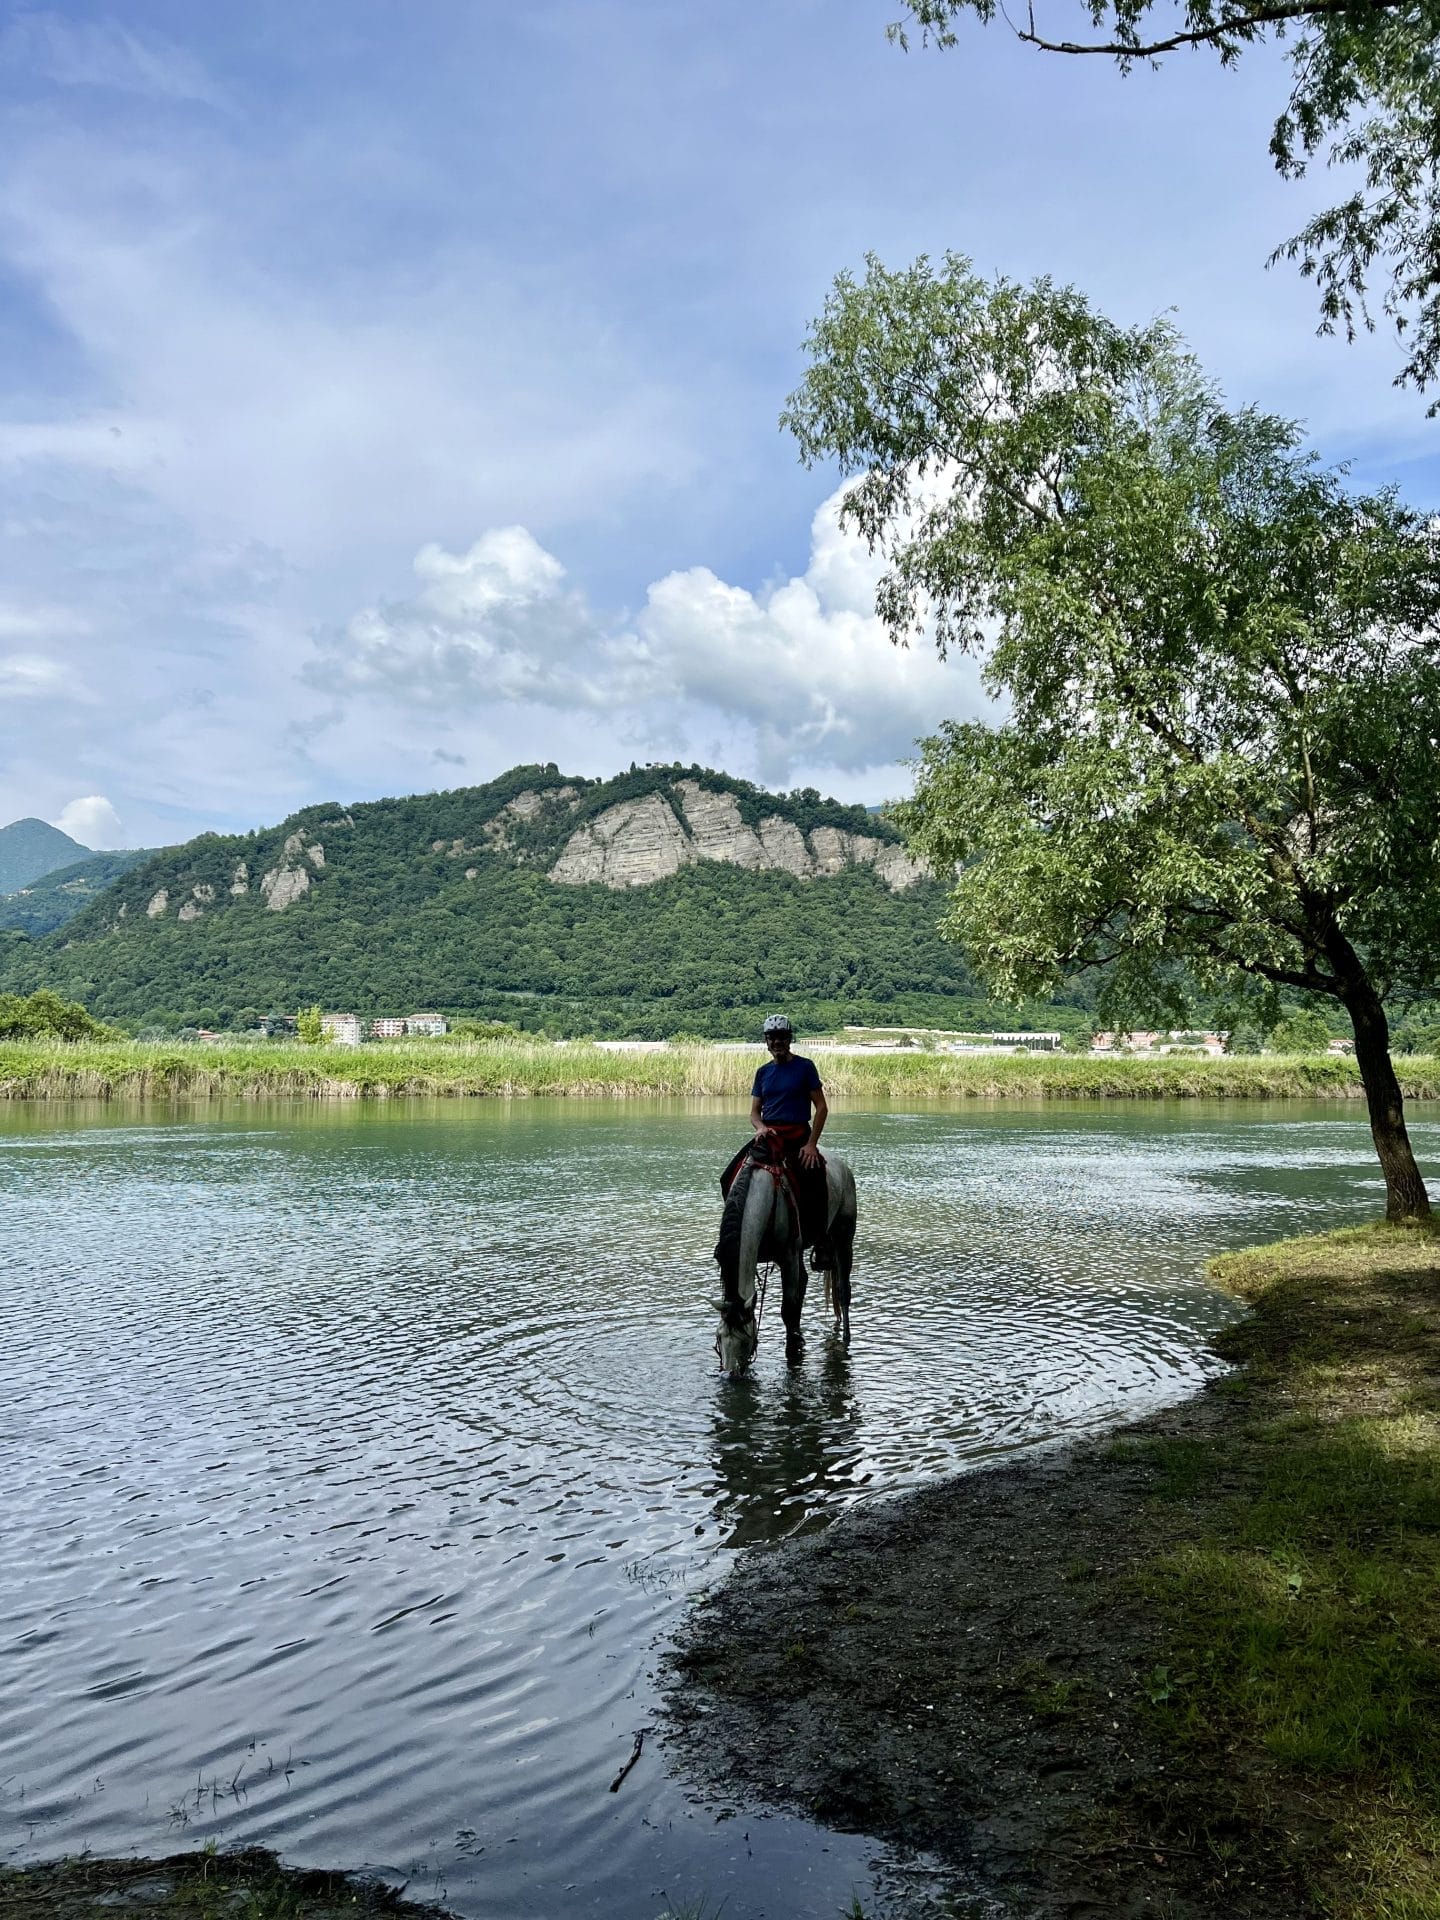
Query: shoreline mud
662,1223,1440,1919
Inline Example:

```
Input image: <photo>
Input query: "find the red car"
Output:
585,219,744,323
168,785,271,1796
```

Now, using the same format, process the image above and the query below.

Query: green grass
1133,1221,1440,1918
2,1037,1437,1101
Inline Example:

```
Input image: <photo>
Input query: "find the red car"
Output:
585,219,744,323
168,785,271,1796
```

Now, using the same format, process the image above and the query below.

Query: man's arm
751,1094,767,1136
800,1087,828,1166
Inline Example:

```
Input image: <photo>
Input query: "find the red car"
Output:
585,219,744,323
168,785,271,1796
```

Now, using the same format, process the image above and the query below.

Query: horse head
713,1293,757,1377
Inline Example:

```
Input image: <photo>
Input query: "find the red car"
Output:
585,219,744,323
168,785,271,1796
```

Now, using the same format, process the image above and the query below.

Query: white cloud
309,485,985,780
0,13,220,104
0,601,89,639
0,134,694,564
0,414,175,475
54,795,124,849
0,651,75,696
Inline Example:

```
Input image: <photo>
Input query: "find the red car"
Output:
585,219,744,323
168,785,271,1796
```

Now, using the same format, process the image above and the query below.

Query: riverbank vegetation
1129,1222,1440,1916
0,1846,454,1920
4,1034,1440,1101
668,1221,1440,1919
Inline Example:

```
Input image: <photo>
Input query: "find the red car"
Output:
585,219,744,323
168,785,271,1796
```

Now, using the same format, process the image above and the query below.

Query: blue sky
0,0,1433,849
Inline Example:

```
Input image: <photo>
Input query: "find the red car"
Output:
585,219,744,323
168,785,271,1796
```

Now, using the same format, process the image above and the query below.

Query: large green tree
890,0,1440,406
784,252,1440,1218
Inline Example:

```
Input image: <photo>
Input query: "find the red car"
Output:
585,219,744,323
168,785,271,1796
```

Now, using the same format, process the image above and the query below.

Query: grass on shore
3,1036,1438,1101
1128,1221,1440,1919
0,1846,452,1920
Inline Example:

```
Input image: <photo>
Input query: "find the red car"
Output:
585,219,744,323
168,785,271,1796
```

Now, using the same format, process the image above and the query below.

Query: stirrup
809,1241,833,1272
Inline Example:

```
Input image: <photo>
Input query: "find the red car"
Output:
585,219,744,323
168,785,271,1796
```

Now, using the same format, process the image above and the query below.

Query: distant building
321,1012,362,1046
370,1017,407,1039
1093,1030,1225,1057
259,1013,297,1037
405,1012,448,1037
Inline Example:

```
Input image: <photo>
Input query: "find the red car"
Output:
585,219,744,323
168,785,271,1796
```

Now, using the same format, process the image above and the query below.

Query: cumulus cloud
309,485,986,780
54,795,124,848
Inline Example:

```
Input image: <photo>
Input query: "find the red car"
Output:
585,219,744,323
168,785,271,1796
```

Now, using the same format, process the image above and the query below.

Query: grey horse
714,1151,857,1374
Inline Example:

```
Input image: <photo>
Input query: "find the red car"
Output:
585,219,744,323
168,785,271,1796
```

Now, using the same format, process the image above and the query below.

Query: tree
1268,1006,1332,1052
784,252,1440,1218
296,1005,324,1046
1396,1018,1440,1054
889,1,1440,406
0,988,113,1041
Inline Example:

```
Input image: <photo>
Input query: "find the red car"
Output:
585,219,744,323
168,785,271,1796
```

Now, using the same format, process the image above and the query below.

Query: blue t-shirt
752,1052,822,1126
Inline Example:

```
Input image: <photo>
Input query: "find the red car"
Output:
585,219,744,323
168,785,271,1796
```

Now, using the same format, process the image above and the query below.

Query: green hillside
0,848,157,936
0,763,1087,1038
0,817,89,893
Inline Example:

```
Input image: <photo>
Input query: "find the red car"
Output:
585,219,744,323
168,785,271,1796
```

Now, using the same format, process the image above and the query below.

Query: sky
0,0,1434,849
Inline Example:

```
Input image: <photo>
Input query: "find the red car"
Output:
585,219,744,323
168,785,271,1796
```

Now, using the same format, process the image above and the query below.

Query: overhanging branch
1014,0,1400,59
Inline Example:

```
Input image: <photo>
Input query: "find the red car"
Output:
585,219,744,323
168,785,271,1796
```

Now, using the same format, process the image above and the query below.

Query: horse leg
829,1171,856,1345
780,1194,808,1354
831,1228,853,1346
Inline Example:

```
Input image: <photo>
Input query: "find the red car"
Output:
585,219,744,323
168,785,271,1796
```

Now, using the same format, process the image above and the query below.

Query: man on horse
713,1014,857,1369
749,1014,832,1268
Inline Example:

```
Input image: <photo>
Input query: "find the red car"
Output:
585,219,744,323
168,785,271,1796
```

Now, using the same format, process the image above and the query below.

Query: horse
713,1147,857,1375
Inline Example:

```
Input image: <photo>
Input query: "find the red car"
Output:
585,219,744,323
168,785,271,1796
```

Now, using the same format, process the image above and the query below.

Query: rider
750,1014,831,1265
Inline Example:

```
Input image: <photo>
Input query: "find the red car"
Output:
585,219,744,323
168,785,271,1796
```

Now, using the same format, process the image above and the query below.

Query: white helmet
762,1013,793,1034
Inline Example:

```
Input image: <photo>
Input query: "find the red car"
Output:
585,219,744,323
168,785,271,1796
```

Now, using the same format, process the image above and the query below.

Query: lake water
1,1098,1430,1918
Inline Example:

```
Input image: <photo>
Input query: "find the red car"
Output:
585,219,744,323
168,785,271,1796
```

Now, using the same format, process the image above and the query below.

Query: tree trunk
1345,982,1432,1222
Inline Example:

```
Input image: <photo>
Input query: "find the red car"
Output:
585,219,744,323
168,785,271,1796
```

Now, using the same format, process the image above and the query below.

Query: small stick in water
608,1727,648,1793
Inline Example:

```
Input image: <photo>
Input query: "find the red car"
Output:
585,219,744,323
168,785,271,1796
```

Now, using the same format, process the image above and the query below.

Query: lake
1,1098,1428,1918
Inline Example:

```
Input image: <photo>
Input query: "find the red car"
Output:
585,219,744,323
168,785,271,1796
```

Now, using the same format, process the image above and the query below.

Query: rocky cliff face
549,779,925,891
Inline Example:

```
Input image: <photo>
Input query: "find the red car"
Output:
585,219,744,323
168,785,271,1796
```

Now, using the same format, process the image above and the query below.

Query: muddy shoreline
662,1379,1318,1920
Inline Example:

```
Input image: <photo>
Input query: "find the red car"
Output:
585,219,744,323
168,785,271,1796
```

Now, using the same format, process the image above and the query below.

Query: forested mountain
0,818,89,893
0,849,157,936
0,763,1088,1037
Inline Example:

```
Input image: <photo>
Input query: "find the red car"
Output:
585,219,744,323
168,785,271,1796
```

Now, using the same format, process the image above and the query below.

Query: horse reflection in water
709,1337,861,1548
713,1145,857,1376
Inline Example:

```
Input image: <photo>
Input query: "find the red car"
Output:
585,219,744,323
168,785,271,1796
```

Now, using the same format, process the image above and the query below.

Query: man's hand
798,1143,821,1169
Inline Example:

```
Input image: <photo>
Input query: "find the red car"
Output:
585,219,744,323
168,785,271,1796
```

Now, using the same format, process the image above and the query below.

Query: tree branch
1013,0,1400,60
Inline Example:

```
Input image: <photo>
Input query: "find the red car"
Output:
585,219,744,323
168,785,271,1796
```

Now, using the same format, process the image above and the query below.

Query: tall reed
3,1037,1438,1101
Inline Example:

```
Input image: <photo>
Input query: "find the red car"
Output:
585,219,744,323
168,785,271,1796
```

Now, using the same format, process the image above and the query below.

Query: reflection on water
0,1097,1430,1918
710,1337,862,1549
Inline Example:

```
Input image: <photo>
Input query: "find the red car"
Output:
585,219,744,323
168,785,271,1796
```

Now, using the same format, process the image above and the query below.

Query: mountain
0,763,1086,1037
0,848,158,937
0,818,90,894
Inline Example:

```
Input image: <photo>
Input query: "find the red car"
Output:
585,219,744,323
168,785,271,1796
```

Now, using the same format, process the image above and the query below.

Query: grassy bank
0,1846,453,1920
1118,1221,1440,1918
3,1036,1440,1101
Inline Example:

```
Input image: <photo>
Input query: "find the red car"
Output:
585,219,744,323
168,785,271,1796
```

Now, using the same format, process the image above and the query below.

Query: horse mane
713,1156,757,1298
